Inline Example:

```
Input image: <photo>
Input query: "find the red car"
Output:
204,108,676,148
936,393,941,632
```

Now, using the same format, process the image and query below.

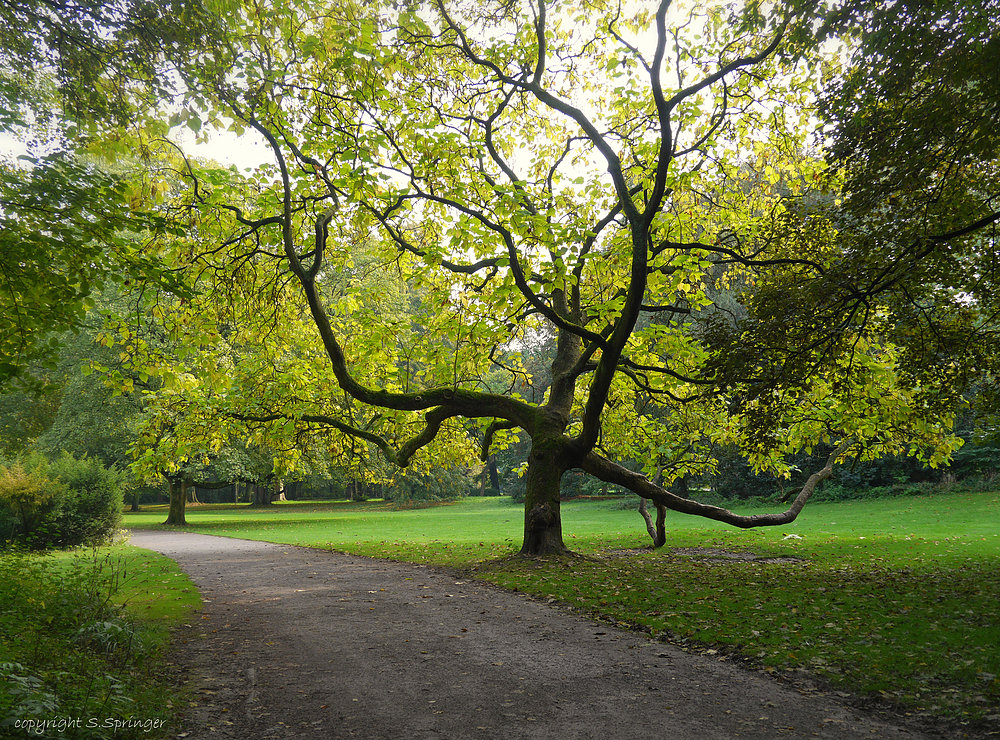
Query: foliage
0,300,144,463
707,445,781,499
0,0,199,131
107,0,986,554
0,454,123,550
0,365,63,457
45,454,125,548
730,0,1000,414
0,153,184,386
0,0,202,384
388,466,476,505
34,342,143,469
951,443,1000,482
0,455,62,542
0,546,199,738
7,0,1000,554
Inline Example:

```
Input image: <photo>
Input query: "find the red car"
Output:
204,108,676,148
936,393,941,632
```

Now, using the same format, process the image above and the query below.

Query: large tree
85,0,997,553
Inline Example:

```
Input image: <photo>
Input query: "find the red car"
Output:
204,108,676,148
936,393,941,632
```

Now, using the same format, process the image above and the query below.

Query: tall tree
110,0,987,555
724,0,1000,404
34,0,987,554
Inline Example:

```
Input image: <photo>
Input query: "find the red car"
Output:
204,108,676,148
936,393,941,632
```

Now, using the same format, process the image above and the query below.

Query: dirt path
130,530,930,739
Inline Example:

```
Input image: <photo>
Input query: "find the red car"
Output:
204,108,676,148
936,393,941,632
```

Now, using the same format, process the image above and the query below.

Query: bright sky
176,127,270,171
0,131,28,159
0,122,268,171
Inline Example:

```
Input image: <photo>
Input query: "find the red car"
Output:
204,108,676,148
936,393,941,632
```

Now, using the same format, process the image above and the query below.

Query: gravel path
130,530,930,739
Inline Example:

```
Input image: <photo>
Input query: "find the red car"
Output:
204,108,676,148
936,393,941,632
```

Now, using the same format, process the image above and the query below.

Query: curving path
130,530,930,739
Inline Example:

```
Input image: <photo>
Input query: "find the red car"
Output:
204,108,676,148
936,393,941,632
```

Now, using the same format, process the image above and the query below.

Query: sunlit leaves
0,153,182,383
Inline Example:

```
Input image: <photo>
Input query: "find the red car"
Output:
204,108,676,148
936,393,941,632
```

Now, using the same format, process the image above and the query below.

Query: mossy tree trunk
518,305,581,556
520,440,570,556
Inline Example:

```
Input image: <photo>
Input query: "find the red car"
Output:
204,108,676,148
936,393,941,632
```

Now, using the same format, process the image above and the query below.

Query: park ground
130,527,941,739
3,491,998,737
123,492,1000,735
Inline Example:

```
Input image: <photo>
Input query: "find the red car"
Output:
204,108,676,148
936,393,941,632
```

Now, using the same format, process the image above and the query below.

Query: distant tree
0,364,63,457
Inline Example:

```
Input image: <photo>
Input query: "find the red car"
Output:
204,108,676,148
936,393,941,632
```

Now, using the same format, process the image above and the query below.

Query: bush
0,454,123,550
44,454,123,548
0,455,63,544
812,479,945,502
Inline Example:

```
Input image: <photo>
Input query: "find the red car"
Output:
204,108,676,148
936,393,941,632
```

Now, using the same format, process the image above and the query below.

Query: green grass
125,492,1000,729
0,545,201,739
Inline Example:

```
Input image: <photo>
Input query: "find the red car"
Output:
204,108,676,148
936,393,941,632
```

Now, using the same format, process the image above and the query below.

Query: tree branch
481,419,518,461
580,441,851,527
230,411,399,464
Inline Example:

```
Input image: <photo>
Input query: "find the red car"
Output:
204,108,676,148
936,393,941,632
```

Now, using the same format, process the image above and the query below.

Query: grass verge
125,492,1000,730
0,543,201,738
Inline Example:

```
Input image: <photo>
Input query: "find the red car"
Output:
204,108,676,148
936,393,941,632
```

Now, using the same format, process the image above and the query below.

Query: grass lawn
0,545,200,739
125,492,1000,729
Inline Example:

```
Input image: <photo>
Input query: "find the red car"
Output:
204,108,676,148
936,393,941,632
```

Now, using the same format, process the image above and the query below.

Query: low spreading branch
581,441,852,528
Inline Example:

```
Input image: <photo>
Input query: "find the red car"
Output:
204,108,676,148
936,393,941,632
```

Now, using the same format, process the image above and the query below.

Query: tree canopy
0,0,199,382
4,0,998,553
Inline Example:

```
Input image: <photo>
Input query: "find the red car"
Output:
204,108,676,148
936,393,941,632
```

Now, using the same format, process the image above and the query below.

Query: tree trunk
249,482,273,507
675,476,689,499
348,480,367,502
638,498,666,547
519,440,569,556
130,489,140,513
275,479,286,501
488,455,501,492
187,482,201,504
164,478,187,525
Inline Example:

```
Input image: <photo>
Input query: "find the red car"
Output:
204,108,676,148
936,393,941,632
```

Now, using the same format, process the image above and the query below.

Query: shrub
0,454,122,550
0,456,63,544
45,454,123,548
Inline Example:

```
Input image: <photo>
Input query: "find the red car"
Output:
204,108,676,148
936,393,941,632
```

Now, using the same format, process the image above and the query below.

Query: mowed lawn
126,492,1000,729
